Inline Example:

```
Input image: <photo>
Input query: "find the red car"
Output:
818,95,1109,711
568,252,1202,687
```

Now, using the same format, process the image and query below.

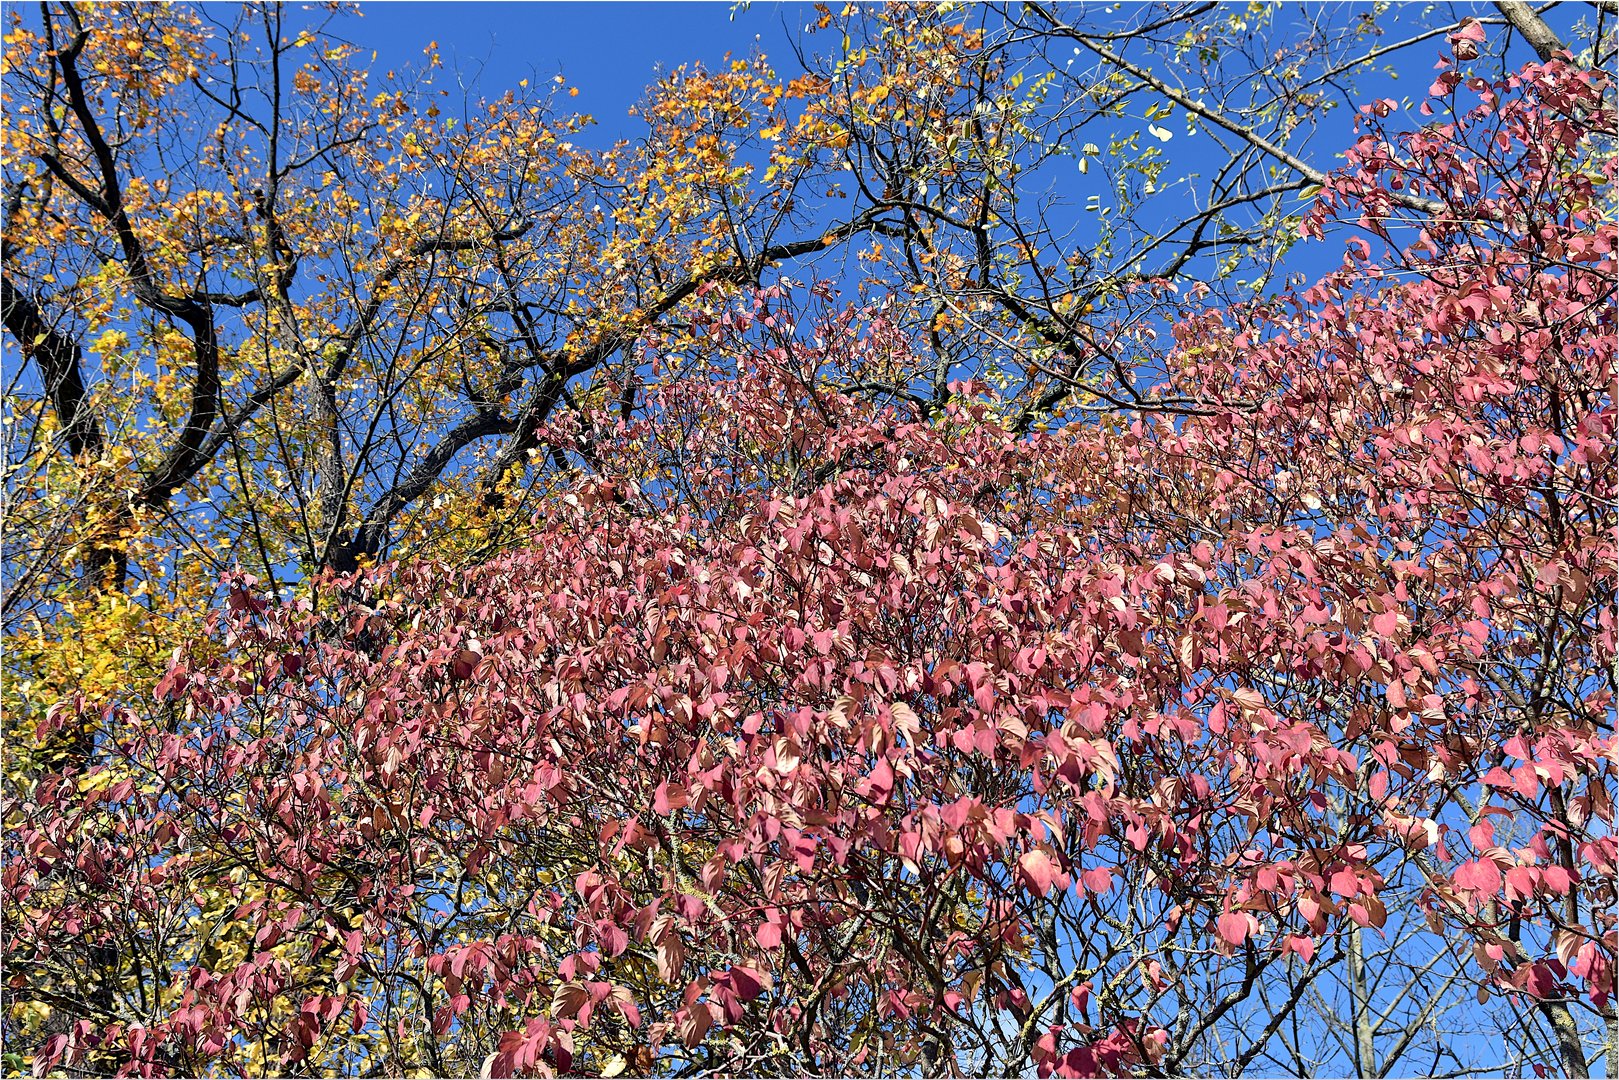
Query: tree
780,1,1616,425
9,0,1613,701
0,0,907,775
6,45,1612,1076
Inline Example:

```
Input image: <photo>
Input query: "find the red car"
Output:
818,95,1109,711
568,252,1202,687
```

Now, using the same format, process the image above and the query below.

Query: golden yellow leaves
785,73,833,98
90,329,130,356
4,575,199,777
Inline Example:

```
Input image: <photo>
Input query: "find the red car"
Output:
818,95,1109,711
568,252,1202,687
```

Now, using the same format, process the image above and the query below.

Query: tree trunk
1537,999,1590,1079
1349,927,1378,1078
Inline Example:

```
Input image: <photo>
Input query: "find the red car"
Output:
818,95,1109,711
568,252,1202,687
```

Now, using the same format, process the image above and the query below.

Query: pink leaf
1018,849,1061,896
1217,912,1255,946
727,965,771,1002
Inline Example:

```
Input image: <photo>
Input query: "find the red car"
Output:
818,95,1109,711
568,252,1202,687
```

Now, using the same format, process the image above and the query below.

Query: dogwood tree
4,27,1613,1080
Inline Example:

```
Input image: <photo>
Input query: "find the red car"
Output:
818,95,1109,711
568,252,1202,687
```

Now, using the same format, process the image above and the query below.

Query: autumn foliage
4,41,1614,1077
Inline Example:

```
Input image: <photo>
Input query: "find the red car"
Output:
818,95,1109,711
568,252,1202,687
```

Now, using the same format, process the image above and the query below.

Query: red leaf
1018,849,1061,896
727,964,771,1002
1217,912,1255,946
1454,858,1503,895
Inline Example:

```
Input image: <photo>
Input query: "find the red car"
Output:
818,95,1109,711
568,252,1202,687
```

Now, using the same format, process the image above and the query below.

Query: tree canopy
2,3,1615,1077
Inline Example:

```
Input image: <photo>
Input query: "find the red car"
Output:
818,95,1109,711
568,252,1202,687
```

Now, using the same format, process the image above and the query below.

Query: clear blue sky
347,1,808,143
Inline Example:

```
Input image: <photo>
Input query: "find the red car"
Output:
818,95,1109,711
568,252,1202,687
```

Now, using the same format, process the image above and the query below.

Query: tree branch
1494,1,1568,60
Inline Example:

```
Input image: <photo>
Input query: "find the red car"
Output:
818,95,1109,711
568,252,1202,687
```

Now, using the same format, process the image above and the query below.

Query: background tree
779,1,1615,425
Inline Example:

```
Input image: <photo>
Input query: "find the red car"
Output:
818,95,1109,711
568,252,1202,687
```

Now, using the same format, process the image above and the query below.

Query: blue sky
347,1,808,137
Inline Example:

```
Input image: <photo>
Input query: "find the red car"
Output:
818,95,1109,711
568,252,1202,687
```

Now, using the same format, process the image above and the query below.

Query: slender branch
1023,1,1446,216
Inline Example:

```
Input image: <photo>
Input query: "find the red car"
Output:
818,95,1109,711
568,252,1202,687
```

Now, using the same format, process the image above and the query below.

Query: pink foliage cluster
6,57,1613,1077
